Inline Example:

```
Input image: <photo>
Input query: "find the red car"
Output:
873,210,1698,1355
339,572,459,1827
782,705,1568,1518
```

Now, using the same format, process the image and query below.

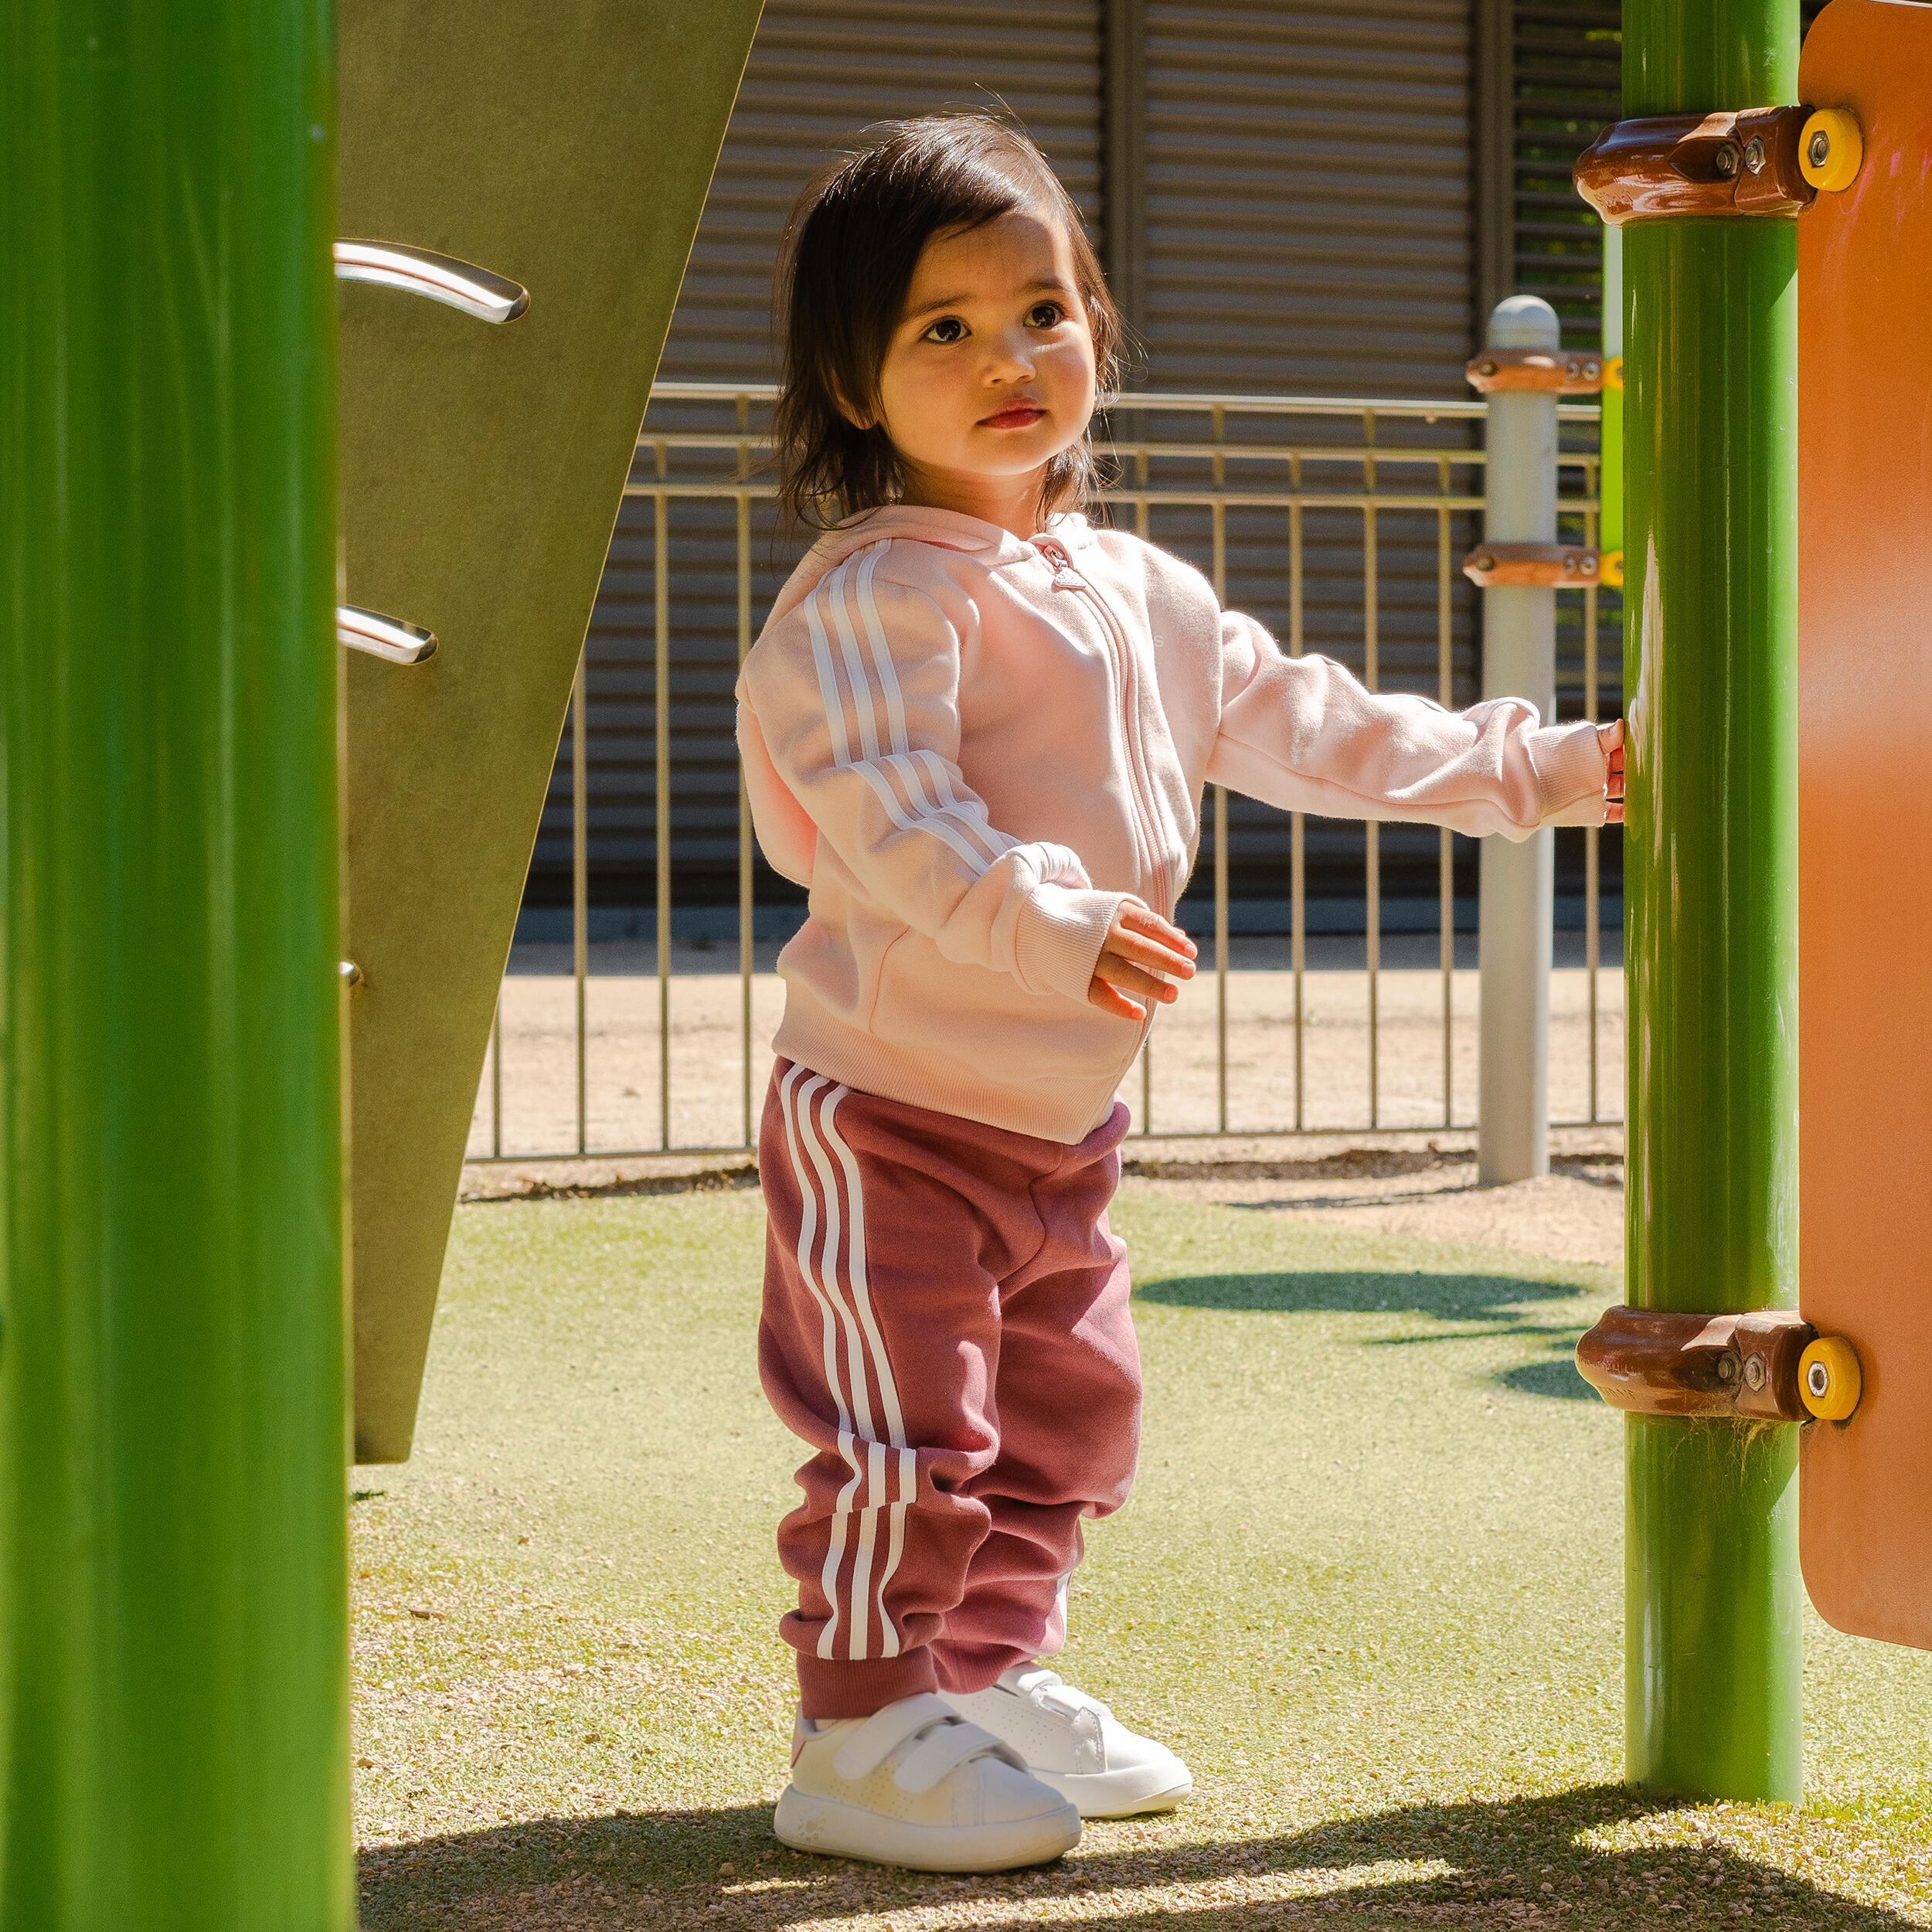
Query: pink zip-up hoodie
737,505,1608,1144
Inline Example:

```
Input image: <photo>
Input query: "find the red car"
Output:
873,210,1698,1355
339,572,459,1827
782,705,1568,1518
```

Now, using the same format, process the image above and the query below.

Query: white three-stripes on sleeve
803,543,1017,878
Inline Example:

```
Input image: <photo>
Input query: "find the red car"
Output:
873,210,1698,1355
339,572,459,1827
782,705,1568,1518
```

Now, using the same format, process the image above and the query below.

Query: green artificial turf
349,1184,1932,1930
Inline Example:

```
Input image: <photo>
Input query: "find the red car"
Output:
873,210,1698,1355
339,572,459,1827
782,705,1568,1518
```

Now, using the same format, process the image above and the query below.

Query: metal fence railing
472,383,1622,1163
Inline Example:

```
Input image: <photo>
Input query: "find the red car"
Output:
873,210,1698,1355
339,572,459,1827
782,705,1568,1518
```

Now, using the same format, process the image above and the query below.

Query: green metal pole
2,2,351,1925
1621,0,1803,1802
1600,226,1624,560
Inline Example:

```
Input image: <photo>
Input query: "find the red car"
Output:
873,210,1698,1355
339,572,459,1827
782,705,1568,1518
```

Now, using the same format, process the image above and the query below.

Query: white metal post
1478,295,1559,1184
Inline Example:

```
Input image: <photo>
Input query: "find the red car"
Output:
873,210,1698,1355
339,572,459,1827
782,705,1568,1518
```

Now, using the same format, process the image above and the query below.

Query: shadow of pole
357,1785,1918,1930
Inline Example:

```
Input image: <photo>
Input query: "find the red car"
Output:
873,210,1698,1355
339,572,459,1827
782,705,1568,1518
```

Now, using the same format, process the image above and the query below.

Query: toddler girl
737,115,1621,1874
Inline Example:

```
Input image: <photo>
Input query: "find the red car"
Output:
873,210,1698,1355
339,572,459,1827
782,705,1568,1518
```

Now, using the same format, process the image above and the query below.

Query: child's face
869,208,1097,500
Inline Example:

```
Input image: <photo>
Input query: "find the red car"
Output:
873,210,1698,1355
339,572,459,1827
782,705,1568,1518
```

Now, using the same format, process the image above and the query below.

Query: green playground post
1600,226,1624,561
1621,0,1803,1801
2,2,351,1925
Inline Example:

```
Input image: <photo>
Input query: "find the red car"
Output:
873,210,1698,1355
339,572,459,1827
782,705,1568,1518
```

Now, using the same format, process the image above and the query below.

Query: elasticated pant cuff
797,1650,939,1719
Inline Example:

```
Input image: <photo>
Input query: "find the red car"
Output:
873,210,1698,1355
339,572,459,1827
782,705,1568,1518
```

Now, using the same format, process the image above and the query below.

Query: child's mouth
980,404,1046,430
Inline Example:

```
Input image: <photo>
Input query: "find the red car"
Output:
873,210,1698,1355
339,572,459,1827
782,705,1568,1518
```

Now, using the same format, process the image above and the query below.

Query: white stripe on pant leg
777,1065,862,1661
819,1088,917,1658
845,1439,889,1665
872,1446,919,1658
823,1434,864,1662
795,1077,895,1662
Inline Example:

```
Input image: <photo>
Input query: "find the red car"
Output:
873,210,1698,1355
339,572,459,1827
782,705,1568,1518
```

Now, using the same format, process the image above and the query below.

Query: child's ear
832,383,874,432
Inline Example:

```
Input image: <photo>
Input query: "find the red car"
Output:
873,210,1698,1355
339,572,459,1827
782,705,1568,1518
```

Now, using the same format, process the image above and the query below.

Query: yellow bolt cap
1600,549,1624,590
1800,1334,1862,1422
1801,108,1863,194
1604,355,1624,393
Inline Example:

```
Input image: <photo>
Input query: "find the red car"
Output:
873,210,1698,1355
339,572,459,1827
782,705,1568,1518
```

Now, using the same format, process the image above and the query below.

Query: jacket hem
774,1005,1124,1146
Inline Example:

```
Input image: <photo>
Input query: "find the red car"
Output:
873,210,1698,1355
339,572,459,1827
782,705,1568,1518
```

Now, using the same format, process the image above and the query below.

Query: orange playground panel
1798,0,1932,1653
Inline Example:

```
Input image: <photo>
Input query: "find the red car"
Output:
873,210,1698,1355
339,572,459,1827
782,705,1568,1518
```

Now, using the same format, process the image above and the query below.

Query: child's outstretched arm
1208,611,1618,837
741,551,1180,1008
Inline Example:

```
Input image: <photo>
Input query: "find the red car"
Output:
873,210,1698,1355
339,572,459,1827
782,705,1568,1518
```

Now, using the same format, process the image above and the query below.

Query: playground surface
471,937,1625,1159
349,1169,1932,1930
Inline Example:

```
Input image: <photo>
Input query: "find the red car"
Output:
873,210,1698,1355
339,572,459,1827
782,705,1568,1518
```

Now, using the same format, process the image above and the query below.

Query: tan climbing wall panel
339,2,763,1461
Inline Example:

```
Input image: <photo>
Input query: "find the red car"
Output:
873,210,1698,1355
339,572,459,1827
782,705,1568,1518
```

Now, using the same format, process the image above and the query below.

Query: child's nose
988,332,1036,379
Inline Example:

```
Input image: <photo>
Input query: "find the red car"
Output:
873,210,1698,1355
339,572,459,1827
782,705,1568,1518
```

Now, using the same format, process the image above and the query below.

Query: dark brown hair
772,115,1122,531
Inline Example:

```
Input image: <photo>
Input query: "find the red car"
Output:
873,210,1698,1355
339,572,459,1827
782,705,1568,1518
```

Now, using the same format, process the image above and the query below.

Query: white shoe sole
1033,1763,1193,1819
774,1784,1080,1872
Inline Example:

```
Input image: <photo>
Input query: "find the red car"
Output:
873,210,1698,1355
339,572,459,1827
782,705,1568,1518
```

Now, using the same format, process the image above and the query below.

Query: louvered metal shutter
1138,0,1483,917
1145,1,1477,396
526,2,1103,923
1507,1,1830,350
1510,3,1621,349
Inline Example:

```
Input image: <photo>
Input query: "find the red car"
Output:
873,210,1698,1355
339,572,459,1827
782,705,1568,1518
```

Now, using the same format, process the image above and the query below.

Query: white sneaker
774,1691,1081,1872
940,1664,1193,1818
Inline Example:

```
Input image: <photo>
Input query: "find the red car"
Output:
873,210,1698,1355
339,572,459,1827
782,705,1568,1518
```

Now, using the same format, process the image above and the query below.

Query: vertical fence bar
1137,442,1153,1133
737,396,755,1148
1584,499,1601,1124
1438,461,1455,1127
1214,786,1230,1133
1211,406,1229,1131
1362,413,1379,1129
572,648,589,1155
1288,456,1305,1129
491,998,503,1157
655,445,671,1151
1478,299,1559,1184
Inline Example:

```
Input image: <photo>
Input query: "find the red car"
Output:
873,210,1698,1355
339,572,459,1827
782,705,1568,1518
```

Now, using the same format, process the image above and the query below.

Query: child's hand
1088,903,1198,1022
1600,719,1625,825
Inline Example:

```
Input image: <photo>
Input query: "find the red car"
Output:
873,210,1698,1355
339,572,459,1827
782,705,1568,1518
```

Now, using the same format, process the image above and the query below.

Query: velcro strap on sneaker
893,1719,1026,1794
831,1693,960,1782
1009,1665,1111,1722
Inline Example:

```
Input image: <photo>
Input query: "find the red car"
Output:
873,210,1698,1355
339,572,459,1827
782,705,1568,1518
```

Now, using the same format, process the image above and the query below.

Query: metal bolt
1583,359,1601,380
339,959,364,988
1716,1352,1740,1384
1809,128,1832,168
1742,136,1767,175
1475,555,1495,572
1807,1360,1832,1397
1743,1356,1767,1391
1478,359,1498,377
1713,142,1741,179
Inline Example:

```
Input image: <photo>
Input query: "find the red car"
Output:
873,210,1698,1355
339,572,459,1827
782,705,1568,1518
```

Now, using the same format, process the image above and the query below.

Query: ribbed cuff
797,1650,938,1719
1529,721,1609,825
1013,883,1125,1003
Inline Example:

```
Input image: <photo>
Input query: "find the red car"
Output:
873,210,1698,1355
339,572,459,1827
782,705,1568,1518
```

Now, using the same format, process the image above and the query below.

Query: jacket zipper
1036,537,1171,917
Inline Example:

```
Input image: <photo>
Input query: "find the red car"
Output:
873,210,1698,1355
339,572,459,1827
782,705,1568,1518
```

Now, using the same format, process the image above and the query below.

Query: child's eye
1026,302,1065,328
922,316,968,345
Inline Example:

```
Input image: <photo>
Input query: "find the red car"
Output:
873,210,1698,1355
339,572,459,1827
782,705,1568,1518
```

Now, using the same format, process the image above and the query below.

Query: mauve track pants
758,1060,1140,1719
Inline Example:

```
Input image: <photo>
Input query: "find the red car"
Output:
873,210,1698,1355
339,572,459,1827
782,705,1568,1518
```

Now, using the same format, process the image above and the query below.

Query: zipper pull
1036,538,1083,590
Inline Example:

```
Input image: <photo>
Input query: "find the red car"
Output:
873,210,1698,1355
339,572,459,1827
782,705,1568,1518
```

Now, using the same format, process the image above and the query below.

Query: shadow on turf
355,1784,1913,1929
1137,1268,1601,1403
1136,1267,1583,1321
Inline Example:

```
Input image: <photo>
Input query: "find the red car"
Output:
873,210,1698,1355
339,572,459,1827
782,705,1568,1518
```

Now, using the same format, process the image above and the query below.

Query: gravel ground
351,1184,1931,1930
468,939,1625,1162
